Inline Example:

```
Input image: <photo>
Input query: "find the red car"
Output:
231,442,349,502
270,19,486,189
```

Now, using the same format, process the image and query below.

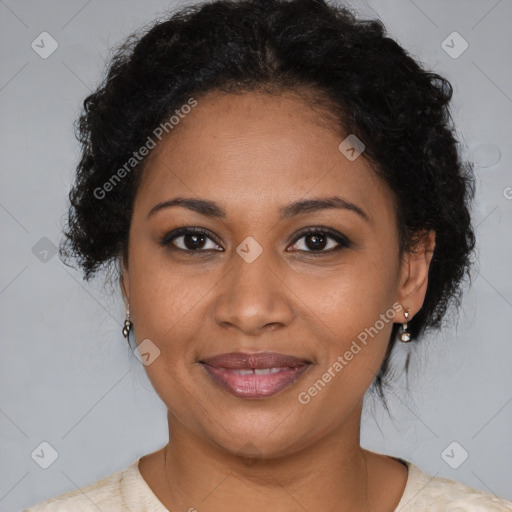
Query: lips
201,351,311,369
199,351,312,399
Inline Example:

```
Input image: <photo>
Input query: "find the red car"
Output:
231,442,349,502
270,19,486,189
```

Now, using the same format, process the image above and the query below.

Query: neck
161,403,371,512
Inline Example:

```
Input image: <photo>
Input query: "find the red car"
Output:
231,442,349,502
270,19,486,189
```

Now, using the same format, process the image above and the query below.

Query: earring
122,304,132,340
400,310,411,343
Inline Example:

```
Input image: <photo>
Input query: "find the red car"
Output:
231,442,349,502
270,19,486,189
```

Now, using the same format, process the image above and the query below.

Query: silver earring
122,304,132,340
400,310,411,343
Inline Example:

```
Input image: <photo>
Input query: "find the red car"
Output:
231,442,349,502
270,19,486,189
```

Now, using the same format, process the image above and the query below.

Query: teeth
234,369,254,375
254,367,286,375
229,367,288,375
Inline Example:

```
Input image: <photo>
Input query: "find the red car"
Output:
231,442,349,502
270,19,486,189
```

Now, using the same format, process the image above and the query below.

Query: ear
395,230,436,321
120,256,130,304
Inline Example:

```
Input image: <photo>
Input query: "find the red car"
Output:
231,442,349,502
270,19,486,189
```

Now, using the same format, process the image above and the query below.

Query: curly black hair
59,0,476,409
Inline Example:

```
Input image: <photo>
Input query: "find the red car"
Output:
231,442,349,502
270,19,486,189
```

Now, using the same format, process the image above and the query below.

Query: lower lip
200,364,311,399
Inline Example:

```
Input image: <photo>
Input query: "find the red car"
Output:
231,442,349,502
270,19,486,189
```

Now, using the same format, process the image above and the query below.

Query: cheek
291,255,399,382
293,253,399,332
128,262,206,411
129,241,205,326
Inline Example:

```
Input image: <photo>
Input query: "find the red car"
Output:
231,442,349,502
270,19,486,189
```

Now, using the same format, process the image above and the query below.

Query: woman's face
121,90,431,458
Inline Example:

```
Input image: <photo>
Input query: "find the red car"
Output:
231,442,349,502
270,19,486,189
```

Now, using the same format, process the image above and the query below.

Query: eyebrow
147,196,369,221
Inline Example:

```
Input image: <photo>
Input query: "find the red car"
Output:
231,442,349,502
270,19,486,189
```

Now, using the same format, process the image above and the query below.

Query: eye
287,227,351,254
160,226,351,255
160,227,223,252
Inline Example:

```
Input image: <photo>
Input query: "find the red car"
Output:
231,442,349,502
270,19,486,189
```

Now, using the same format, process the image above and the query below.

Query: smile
200,364,311,398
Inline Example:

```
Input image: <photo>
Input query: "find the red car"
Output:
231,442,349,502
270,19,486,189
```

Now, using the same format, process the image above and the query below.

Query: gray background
1,0,511,510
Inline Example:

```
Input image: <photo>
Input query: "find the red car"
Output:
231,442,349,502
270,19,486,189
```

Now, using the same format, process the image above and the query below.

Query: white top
25,457,512,511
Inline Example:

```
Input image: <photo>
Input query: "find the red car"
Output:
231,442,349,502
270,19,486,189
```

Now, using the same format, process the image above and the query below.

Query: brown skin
120,90,435,511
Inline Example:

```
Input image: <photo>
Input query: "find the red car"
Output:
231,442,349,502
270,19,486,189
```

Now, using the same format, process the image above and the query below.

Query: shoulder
397,459,512,511
24,459,166,511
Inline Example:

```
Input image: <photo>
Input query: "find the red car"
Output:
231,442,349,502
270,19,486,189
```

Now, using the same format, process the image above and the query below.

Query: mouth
198,351,312,399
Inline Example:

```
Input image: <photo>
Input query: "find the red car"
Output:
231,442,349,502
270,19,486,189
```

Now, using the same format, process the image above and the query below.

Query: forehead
134,90,392,221
144,89,343,165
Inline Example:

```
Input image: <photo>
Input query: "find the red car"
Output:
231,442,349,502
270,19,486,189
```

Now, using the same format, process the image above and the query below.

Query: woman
26,0,512,510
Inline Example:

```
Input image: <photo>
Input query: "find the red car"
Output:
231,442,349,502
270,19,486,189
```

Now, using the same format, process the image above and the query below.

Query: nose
212,247,296,337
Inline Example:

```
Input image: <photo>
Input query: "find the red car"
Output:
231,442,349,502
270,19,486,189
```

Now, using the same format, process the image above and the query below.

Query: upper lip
200,351,311,369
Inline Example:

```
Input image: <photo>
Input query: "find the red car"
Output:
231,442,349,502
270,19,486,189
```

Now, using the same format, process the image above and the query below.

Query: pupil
185,234,205,250
306,233,326,250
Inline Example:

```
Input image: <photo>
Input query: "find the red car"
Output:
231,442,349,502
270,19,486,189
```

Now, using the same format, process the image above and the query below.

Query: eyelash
160,226,351,255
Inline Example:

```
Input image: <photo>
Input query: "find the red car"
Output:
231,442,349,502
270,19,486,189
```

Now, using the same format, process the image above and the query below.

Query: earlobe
396,230,436,320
